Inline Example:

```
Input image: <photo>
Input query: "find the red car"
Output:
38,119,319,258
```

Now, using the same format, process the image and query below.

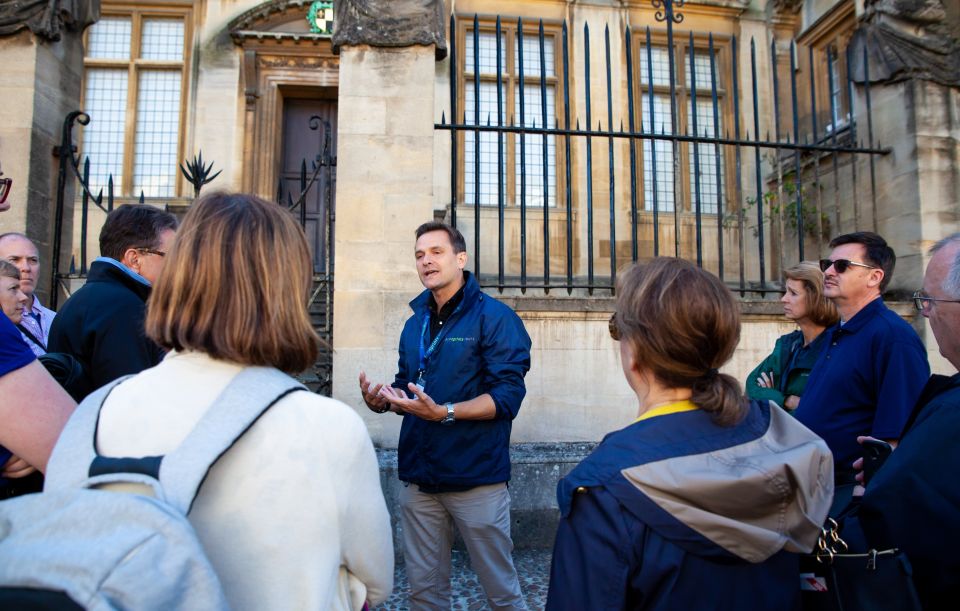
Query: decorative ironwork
307,1,334,35
276,115,337,395
438,13,890,295
52,111,220,307
179,151,222,199
652,0,685,24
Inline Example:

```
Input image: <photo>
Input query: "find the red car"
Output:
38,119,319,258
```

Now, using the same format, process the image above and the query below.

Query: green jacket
746,329,828,409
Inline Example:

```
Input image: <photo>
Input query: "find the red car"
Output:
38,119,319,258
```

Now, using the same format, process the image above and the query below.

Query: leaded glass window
82,9,188,199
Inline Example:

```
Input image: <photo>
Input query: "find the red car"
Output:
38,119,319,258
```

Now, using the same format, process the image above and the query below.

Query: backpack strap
156,366,304,514
44,376,133,491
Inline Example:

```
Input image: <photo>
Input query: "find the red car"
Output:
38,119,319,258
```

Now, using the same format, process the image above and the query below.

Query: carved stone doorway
229,0,339,200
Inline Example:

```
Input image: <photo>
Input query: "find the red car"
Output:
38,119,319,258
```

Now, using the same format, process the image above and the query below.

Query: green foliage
725,175,830,241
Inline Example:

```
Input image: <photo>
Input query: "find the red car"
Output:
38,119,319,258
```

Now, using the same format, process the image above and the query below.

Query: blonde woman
747,261,839,411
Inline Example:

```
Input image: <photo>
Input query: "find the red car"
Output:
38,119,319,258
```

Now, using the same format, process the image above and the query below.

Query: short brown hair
613,258,746,426
146,192,319,373
100,204,178,261
829,231,895,292
415,221,466,253
784,261,839,328
0,260,19,280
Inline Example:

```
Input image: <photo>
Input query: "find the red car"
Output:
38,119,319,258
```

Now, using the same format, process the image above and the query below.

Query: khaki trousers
399,482,527,611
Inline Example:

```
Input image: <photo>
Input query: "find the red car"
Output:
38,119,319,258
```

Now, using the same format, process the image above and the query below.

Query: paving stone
372,548,551,610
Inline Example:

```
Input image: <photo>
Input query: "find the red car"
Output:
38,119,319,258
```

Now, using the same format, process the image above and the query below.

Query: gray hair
930,233,960,298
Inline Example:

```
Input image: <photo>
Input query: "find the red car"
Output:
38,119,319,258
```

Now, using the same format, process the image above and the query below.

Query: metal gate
277,114,337,395
52,110,337,395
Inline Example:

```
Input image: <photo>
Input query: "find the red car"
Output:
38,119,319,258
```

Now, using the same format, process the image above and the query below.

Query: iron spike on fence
179,150,222,199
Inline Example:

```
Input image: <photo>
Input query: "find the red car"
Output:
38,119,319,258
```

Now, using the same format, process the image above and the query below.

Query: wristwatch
440,402,456,426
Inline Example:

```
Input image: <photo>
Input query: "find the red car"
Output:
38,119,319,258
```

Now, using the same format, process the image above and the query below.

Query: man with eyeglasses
49,204,178,399
794,231,929,516
839,233,960,611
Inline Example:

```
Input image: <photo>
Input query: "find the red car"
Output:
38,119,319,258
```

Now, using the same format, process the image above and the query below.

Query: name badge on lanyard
416,312,447,393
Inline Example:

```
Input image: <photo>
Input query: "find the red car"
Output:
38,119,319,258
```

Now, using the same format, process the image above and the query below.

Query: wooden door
280,98,337,273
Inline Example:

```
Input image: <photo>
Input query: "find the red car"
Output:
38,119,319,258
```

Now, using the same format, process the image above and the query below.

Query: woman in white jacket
93,191,393,609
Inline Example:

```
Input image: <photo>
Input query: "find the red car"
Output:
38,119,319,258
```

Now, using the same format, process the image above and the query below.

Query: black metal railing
52,110,337,394
436,0,889,295
275,114,337,396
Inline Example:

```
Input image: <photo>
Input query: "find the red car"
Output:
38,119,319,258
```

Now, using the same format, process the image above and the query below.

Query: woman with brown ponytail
546,258,834,611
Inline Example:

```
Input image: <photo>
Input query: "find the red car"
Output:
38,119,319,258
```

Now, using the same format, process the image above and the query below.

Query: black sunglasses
0,177,11,204
819,258,877,274
608,313,621,341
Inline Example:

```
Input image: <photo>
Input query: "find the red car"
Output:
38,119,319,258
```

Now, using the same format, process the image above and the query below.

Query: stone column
847,0,960,373
0,3,98,303
331,0,446,446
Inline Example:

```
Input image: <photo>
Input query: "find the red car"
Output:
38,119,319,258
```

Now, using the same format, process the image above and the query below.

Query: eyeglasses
608,313,621,341
136,247,166,258
912,290,960,312
0,178,11,204
819,258,877,274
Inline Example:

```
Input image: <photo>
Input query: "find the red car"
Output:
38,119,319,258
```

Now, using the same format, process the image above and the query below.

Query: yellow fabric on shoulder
635,400,698,422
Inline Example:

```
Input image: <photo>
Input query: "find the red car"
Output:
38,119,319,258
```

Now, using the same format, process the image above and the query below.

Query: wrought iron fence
51,111,212,308
51,110,336,394
436,0,889,295
275,115,337,396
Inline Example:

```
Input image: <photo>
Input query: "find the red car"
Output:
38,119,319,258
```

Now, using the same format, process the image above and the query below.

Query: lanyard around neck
418,312,450,373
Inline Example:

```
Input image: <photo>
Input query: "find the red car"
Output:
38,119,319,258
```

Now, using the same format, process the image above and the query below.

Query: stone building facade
0,1,957,544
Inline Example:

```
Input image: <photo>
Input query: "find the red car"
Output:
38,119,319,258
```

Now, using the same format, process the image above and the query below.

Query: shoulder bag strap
157,367,305,514
43,376,132,490
15,323,46,352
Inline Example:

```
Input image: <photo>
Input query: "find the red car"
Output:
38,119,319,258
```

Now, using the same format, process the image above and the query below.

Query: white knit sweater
95,351,394,609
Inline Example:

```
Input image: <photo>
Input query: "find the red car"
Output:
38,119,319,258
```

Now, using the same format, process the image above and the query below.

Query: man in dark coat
852,232,960,610
48,204,177,399
358,221,531,611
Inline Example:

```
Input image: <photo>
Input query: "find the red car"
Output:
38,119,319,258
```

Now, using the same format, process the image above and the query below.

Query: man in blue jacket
359,221,531,611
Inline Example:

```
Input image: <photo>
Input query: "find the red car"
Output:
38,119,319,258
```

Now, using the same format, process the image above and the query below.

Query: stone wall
0,28,85,303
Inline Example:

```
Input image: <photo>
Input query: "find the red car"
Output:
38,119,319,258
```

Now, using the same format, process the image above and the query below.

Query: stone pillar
331,0,446,446
0,4,97,303
847,1,960,372
864,78,960,374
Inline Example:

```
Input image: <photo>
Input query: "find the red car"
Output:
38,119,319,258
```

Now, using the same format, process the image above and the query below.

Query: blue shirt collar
93,256,152,287
835,296,885,334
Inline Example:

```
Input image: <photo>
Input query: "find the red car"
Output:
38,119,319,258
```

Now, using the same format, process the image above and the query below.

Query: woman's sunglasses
0,178,11,205
819,258,877,274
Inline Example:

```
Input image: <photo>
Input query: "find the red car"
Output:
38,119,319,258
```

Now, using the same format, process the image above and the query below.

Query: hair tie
705,368,719,380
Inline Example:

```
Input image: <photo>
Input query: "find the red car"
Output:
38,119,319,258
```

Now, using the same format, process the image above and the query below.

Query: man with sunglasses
794,231,929,515
49,204,177,399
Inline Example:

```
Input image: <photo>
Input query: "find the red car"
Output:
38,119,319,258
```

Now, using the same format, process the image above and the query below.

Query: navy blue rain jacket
393,271,531,488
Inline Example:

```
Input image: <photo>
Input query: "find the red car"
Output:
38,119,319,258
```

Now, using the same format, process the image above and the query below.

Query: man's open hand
380,384,445,422
359,371,390,413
